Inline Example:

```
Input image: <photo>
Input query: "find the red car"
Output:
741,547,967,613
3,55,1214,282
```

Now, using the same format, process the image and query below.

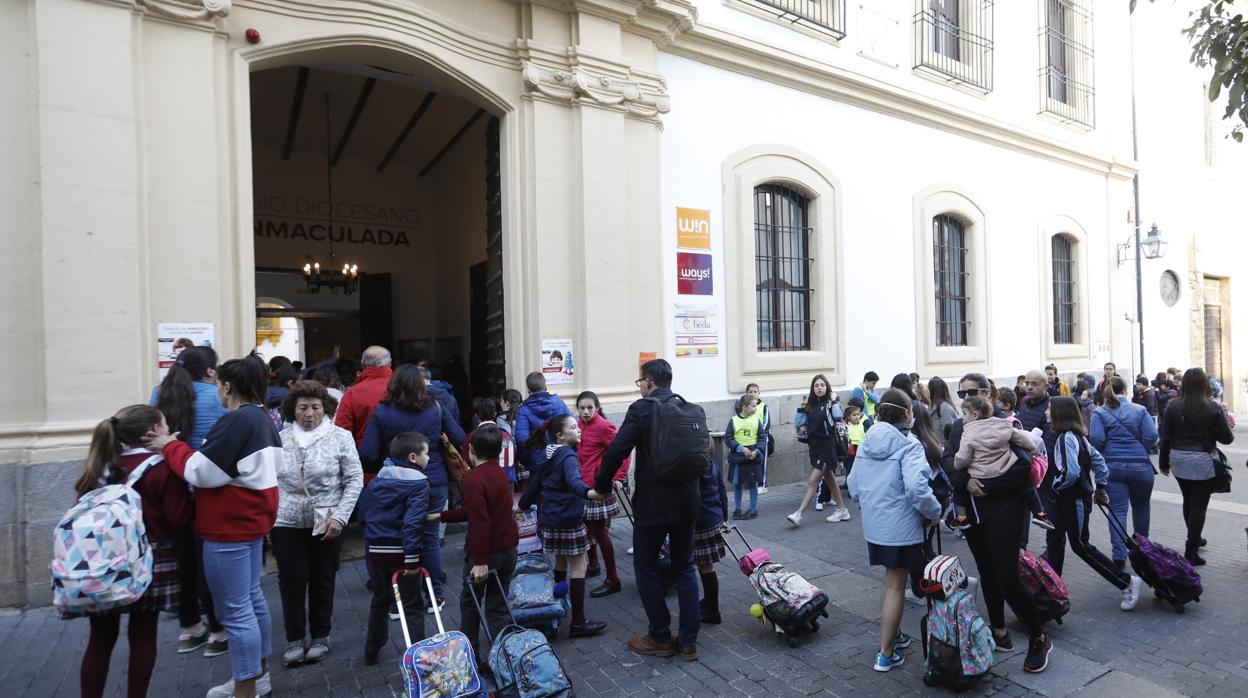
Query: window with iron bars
1040,0,1094,127
754,184,815,352
933,214,970,347
913,0,994,92
1051,234,1077,344
741,0,847,40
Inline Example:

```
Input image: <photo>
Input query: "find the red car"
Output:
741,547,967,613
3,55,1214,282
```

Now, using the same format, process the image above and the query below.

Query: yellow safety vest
731,413,762,448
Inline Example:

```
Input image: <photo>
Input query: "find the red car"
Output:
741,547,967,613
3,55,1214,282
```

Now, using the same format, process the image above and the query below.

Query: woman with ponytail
149,345,228,655
145,353,283,698
1090,375,1159,572
69,405,193,698
519,414,609,638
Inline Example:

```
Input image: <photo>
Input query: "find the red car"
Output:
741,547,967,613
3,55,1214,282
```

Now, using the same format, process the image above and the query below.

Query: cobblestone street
5,430,1248,697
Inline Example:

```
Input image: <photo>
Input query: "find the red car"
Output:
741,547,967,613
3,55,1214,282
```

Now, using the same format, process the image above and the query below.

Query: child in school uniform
519,414,608,638
358,433,430,666
695,441,730,625
725,395,766,520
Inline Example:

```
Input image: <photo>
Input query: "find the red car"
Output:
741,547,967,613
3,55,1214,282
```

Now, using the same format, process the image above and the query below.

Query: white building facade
1,0,1243,605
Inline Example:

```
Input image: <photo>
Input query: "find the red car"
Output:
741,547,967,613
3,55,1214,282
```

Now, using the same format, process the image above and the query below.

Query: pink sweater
954,417,1035,479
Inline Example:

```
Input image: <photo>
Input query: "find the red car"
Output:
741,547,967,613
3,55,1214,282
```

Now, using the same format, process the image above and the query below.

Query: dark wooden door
359,273,393,352
483,117,506,396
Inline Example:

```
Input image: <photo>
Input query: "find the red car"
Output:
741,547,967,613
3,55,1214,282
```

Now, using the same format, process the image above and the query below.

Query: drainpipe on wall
1130,13,1146,377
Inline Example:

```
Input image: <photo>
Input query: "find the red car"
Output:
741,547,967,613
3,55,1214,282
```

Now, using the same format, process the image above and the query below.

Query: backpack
646,393,710,482
922,589,993,689
50,455,160,613
1017,549,1070,624
488,625,573,698
748,562,826,625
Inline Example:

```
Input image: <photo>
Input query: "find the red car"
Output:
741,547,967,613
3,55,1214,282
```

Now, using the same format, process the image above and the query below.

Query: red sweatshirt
162,404,281,542
109,449,194,543
440,459,518,565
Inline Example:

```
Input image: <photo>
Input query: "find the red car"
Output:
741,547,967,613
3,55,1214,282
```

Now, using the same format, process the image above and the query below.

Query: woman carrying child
951,396,1041,529
69,405,192,698
519,414,609,637
725,394,766,520
1046,397,1143,611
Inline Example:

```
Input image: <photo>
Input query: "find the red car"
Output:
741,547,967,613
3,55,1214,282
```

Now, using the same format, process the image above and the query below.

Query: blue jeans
203,539,271,681
423,484,449,598
1105,461,1154,561
633,522,700,646
733,484,758,514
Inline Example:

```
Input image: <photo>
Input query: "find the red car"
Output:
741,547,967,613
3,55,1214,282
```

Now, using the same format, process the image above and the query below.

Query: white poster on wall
541,338,575,385
157,322,215,378
674,303,719,358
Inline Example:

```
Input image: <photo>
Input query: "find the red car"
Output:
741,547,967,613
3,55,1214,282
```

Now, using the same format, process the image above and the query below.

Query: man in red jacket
430,424,518,662
335,346,392,446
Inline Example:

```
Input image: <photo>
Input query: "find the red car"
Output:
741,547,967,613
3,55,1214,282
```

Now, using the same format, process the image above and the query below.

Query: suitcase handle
463,568,519,644
613,481,635,527
390,568,438,648
721,525,752,563
1096,501,1138,550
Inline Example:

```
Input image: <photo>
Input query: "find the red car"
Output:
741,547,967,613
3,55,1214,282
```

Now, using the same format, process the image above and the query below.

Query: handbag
297,447,337,537
437,403,470,481
1211,448,1232,494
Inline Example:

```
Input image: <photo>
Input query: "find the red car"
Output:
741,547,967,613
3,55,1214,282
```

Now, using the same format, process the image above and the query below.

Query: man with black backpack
593,359,707,661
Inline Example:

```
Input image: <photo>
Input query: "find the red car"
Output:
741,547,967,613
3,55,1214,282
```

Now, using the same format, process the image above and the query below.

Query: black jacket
1016,393,1056,457
1160,399,1234,467
595,388,701,527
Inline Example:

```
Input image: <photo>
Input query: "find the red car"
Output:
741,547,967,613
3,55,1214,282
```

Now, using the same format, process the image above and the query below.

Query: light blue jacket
846,422,942,547
1052,431,1109,493
150,381,228,449
1089,397,1158,467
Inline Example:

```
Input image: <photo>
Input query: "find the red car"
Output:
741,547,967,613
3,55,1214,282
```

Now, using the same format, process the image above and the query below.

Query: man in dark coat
595,359,701,661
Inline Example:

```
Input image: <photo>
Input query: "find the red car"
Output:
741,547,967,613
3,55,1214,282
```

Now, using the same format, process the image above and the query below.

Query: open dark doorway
248,63,504,405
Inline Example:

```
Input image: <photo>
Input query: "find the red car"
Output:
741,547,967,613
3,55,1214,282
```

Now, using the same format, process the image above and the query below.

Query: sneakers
389,601,400,621
757,486,768,494
1120,575,1142,611
205,672,272,698
873,651,905,672
786,512,802,527
825,508,851,523
304,638,329,663
815,502,824,512
991,628,1014,651
1031,514,1056,530
892,632,913,650
1023,634,1053,673
426,597,445,615
202,634,229,658
732,510,743,520
627,635,678,657
177,628,209,654
282,641,306,667
740,510,758,520
903,588,923,604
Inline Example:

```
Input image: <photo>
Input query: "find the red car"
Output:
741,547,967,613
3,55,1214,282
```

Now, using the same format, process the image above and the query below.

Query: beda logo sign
677,252,713,295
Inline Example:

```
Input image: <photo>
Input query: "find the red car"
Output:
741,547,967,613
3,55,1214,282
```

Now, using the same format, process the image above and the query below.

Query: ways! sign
677,252,713,295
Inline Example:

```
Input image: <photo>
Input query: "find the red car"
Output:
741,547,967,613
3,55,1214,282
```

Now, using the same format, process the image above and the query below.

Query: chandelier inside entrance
303,92,360,295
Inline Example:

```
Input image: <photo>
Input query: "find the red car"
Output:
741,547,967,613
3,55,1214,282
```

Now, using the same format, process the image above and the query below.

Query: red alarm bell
245,28,260,44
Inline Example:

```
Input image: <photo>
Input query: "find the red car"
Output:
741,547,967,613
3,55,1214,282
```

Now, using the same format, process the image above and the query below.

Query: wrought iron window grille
913,0,994,93
742,0,847,40
933,214,970,347
1039,0,1095,128
754,183,816,352
1051,234,1077,345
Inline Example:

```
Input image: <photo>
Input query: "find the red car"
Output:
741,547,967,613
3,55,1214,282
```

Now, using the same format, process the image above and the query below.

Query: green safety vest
731,413,762,448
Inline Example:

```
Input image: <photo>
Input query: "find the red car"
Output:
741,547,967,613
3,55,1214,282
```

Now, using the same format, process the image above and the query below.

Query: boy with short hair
745,383,771,492
359,432,431,666
851,372,880,420
429,424,519,661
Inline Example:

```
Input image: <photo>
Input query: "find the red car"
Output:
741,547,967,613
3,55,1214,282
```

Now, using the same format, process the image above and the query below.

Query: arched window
754,183,813,352
1051,234,1077,345
932,214,969,347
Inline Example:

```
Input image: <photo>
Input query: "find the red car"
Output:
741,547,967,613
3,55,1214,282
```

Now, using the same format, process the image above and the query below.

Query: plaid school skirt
540,524,591,557
693,526,727,568
62,541,180,619
582,493,620,522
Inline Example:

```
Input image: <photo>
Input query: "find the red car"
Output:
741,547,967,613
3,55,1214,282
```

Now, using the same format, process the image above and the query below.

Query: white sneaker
627,547,634,555
786,512,802,527
815,502,824,512
825,508,851,523
903,588,922,604
206,672,272,698
757,486,768,494
837,508,851,521
1120,575,1142,611
426,597,445,615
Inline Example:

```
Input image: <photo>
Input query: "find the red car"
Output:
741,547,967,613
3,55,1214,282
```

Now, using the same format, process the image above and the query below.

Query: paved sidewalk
4,476,1246,697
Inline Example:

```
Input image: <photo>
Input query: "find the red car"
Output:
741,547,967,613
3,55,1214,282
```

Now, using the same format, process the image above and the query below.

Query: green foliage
1134,0,1248,142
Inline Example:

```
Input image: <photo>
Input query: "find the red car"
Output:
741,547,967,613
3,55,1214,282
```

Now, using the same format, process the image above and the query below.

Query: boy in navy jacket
358,432,430,665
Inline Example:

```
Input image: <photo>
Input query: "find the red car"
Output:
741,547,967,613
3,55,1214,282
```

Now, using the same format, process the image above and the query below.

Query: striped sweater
162,403,282,542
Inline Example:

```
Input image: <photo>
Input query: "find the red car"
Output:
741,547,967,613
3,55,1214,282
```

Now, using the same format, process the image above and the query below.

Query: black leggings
962,513,1043,637
1176,477,1216,546
1046,492,1129,590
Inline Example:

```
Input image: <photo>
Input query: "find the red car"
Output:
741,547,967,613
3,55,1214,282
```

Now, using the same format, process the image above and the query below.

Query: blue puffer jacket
358,463,430,566
359,402,467,487
846,422,942,547
1089,398,1158,467
518,445,589,529
428,382,461,425
514,391,572,467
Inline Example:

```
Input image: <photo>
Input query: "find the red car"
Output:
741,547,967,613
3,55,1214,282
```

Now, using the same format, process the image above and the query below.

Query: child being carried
952,396,1048,529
